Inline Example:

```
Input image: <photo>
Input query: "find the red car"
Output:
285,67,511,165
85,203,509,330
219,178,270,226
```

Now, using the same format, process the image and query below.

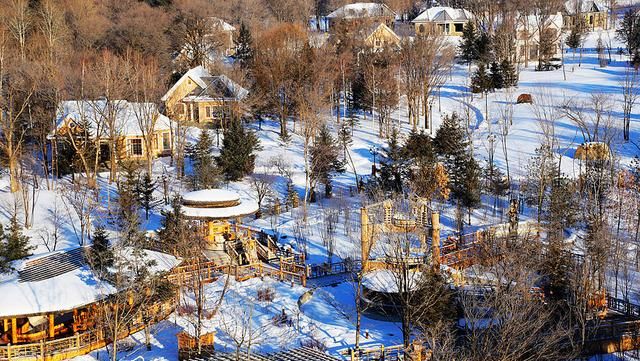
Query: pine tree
402,129,434,163
217,120,261,181
617,9,640,58
310,125,344,199
338,122,353,161
378,128,406,193
566,24,584,53
434,113,476,208
471,63,492,93
158,196,198,253
189,130,220,189
138,173,156,220
234,22,254,68
90,225,113,273
117,164,144,247
476,30,493,64
2,216,33,266
501,58,518,87
0,224,7,273
459,21,478,64
489,61,504,90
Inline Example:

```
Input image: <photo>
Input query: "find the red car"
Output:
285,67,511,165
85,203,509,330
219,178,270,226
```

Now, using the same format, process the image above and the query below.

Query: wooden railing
308,260,362,279
341,344,407,361
607,296,640,318
0,302,173,361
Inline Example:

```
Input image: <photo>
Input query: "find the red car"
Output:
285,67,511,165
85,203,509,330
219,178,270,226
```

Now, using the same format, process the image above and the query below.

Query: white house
412,7,474,36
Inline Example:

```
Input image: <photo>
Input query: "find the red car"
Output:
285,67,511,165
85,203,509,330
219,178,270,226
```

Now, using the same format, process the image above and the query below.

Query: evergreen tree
138,172,156,220
617,9,640,59
471,63,492,93
217,120,261,181
489,61,504,90
402,129,434,164
90,225,113,274
459,156,481,223
378,128,407,193
501,58,518,87
310,125,344,199
234,22,254,68
189,130,220,189
158,196,197,254
0,217,33,272
434,113,479,220
117,164,144,247
459,21,478,63
338,122,353,161
566,23,584,53
476,30,493,64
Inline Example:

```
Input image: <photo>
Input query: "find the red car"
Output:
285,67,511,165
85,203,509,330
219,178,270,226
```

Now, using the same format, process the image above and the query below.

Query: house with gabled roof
364,23,401,51
563,0,608,30
326,2,397,30
54,99,173,161
412,6,473,36
161,66,248,125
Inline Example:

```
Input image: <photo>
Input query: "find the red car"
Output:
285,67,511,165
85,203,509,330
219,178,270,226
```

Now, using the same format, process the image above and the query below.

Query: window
454,23,463,33
205,106,211,118
375,39,381,47
130,139,143,156
419,24,425,33
162,132,171,150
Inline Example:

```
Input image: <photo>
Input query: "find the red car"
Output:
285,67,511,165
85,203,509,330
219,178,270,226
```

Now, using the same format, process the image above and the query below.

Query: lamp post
429,99,435,136
369,146,379,176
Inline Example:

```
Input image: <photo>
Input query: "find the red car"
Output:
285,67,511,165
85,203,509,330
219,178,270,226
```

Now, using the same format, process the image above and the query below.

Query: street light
429,99,435,135
369,146,379,176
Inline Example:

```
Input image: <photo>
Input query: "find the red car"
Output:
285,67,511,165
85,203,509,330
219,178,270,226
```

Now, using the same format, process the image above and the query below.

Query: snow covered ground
0,26,636,360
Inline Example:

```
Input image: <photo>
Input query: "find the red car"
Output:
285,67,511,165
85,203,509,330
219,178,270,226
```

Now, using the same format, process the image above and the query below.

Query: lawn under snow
0,26,635,360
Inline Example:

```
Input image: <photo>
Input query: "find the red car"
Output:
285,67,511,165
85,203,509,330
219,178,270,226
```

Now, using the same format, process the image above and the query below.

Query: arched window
419,24,425,33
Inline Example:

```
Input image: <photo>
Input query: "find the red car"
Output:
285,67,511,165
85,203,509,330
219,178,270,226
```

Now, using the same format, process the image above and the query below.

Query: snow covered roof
207,17,236,32
0,247,180,318
517,12,564,33
166,189,259,220
327,2,397,19
182,189,240,206
162,66,248,103
361,269,422,293
564,0,607,14
412,6,473,23
0,248,116,318
55,99,172,137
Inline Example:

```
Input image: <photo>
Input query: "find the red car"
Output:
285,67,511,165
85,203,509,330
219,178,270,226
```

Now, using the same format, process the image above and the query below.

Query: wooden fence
0,303,173,361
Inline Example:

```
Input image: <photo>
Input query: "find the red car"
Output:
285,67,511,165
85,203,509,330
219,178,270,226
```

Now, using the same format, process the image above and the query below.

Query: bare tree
621,67,639,142
4,0,31,62
60,178,97,245
128,52,164,176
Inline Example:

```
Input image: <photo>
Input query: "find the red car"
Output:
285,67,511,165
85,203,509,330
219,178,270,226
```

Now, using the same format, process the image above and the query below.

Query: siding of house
414,21,465,36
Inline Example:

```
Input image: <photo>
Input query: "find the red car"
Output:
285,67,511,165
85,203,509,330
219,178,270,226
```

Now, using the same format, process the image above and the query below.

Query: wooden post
10,318,17,344
207,221,215,243
360,207,369,271
3,319,8,332
432,211,441,269
49,314,55,339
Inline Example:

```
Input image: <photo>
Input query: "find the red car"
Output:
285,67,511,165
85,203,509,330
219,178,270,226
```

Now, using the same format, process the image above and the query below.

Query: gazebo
173,189,260,264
